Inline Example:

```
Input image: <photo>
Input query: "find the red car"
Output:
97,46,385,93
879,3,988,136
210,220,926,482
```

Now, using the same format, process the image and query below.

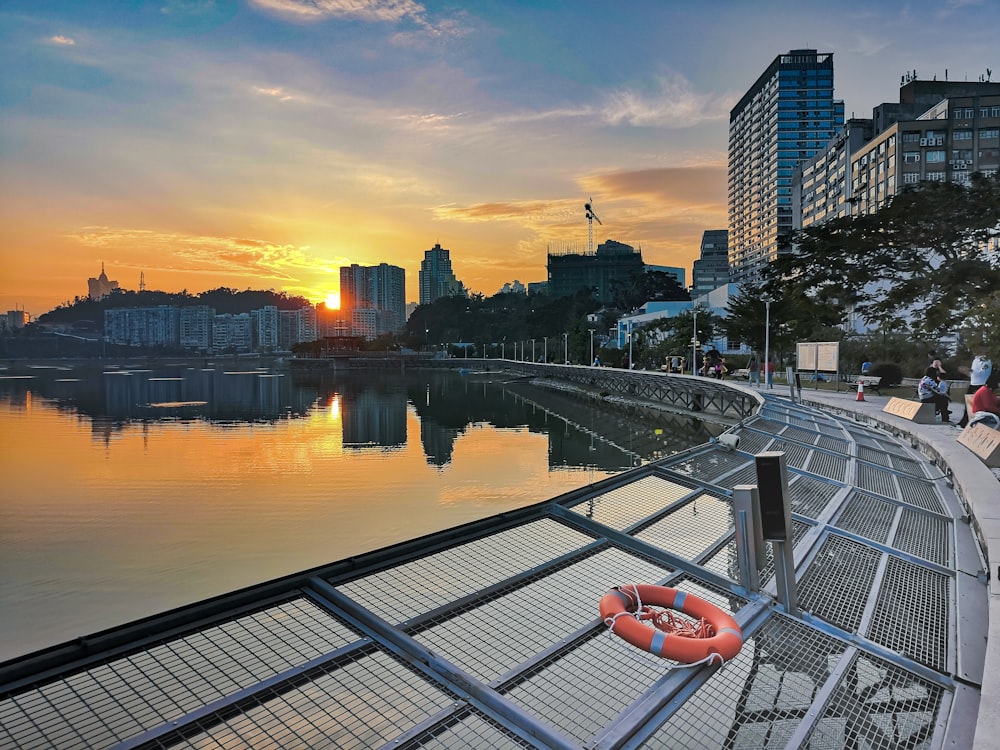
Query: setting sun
325,292,340,309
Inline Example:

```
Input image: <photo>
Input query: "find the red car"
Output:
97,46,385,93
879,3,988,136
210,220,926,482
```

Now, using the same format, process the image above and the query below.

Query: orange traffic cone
856,380,865,402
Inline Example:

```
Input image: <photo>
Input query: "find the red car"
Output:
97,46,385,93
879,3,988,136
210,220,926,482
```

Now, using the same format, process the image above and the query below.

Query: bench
844,374,883,395
882,397,938,424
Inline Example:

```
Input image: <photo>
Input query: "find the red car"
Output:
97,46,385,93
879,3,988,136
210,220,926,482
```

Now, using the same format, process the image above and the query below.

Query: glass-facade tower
728,49,844,284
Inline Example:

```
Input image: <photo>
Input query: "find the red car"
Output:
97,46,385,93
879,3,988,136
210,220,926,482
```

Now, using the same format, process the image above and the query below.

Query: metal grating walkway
0,392,986,749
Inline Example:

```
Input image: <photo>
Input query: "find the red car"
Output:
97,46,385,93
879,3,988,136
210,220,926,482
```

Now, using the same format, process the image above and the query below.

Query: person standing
861,357,872,375
959,354,992,427
749,357,760,386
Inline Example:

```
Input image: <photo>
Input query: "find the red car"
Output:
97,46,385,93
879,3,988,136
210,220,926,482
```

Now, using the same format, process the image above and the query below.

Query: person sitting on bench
918,367,951,422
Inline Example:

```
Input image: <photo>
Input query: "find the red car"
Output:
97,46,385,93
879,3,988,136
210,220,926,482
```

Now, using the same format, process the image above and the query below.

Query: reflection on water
0,362,717,661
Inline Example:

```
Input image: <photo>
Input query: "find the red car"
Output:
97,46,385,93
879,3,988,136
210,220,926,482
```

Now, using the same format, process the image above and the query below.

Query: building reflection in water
1,365,721,470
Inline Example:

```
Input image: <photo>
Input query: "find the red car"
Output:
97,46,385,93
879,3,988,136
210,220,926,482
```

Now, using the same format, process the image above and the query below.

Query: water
0,361,717,662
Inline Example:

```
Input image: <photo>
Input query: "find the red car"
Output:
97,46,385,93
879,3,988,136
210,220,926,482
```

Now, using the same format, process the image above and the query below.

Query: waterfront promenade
0,367,994,749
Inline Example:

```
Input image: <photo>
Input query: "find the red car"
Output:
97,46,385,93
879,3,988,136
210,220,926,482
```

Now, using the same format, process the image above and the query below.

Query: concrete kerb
797,389,999,750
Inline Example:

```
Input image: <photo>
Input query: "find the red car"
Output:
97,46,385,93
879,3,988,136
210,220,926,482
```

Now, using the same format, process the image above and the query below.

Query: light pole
501,340,506,359
563,332,568,364
763,296,773,389
627,319,633,370
589,328,596,366
531,338,536,363
543,338,547,363
692,306,700,377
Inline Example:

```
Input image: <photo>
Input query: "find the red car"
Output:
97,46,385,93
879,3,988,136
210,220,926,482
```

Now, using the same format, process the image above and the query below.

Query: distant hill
38,287,314,325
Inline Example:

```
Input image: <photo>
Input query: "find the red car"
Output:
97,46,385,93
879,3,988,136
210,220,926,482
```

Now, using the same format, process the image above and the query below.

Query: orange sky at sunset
2,1,996,317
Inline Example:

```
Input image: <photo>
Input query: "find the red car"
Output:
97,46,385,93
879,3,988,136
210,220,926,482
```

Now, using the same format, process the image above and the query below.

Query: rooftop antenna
584,199,602,254
140,271,146,292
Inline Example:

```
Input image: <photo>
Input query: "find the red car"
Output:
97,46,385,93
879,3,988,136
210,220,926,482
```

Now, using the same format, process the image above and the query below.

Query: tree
609,270,690,312
723,285,842,360
765,172,1000,336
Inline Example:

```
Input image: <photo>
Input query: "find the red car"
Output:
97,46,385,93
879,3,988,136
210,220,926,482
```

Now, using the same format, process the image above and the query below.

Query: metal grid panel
751,417,790,436
802,652,945,750
779,425,821,445
866,557,950,672
788,474,841,519
798,535,881,633
160,649,455,750
732,429,773,455
888,452,932,477
845,428,900,453
0,599,356,750
407,710,534,749
413,546,671,683
767,440,811,469
566,475,693,530
893,510,950,566
501,580,744,746
835,492,896,544
805,451,849,482
642,615,848,750
896,475,945,514
633,494,733,560
816,434,850,453
857,445,894,468
856,463,898,499
334,519,593,624
720,463,761,490
666,450,748,483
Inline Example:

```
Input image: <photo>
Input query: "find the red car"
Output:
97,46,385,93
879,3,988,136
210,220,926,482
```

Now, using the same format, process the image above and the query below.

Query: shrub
868,362,903,386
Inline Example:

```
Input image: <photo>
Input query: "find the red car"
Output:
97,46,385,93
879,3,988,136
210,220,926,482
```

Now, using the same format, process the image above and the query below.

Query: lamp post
501,340,505,359
563,332,568,364
627,319,633,370
589,328,596,366
543,337,547,363
531,338,536,363
692,306,700,377
763,296,773,389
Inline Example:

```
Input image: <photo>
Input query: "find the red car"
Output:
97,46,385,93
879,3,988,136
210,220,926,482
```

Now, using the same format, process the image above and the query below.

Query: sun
325,291,340,309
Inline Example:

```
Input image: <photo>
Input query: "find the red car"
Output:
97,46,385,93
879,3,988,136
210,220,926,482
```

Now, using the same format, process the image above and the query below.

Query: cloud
847,33,891,57
49,35,76,46
249,0,427,24
253,85,298,102
582,166,728,208
432,200,575,224
68,227,341,282
601,72,736,128
160,0,219,14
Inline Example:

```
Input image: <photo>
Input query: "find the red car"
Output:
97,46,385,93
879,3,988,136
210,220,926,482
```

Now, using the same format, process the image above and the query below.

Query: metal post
627,320,633,370
589,328,595,365
733,485,764,592
563,332,568,364
692,307,698,377
764,297,772,389
772,539,799,616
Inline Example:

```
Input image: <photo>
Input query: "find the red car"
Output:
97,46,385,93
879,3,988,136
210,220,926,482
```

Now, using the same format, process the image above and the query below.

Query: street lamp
563,332,568,364
543,337,547,363
692,306,700,377
588,328,596,366
501,339,506,359
531,338,536,363
627,319,633,370
763,296,773,389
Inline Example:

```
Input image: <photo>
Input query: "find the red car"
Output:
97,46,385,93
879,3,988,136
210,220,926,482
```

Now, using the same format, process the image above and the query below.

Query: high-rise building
419,244,465,305
179,306,213,352
728,49,844,283
340,263,406,339
251,305,280,351
691,230,730,296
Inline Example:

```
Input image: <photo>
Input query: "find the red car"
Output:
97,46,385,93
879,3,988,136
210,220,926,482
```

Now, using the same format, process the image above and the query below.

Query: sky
2,0,998,316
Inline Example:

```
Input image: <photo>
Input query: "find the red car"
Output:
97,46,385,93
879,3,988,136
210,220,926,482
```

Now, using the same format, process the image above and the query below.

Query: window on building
903,132,920,142
982,107,990,118
953,109,963,119
981,128,1000,139
926,171,947,182
903,152,921,163
953,130,973,140
965,108,974,119
903,173,920,184
993,106,1000,118
926,150,946,163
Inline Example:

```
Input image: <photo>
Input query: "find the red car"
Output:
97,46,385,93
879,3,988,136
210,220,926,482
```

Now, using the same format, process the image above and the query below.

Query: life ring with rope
599,583,743,665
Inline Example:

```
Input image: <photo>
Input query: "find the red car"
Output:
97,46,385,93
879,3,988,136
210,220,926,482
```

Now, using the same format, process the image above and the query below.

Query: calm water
0,361,717,662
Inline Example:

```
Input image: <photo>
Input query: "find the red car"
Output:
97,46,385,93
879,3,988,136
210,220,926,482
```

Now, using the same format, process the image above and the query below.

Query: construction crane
584,199,602,254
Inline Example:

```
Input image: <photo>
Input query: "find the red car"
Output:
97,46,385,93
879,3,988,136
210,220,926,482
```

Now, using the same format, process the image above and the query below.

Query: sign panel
796,341,839,372
958,424,1000,467
882,397,937,423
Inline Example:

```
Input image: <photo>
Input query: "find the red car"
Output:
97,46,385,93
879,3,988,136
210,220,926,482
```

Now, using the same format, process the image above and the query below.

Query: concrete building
547,239,644,304
646,265,686,289
850,86,1000,217
278,306,318,350
179,306,213,352
418,244,464,306
251,306,280,352
104,306,178,348
728,49,844,284
341,263,406,339
212,313,252,353
795,119,874,229
4,309,30,331
691,230,730,297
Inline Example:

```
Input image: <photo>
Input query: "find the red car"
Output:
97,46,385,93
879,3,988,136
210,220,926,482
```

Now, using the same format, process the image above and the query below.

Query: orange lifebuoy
599,583,743,664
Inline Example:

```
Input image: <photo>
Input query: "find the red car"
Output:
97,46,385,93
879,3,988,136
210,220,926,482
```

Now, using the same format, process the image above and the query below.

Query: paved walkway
784,383,999,749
